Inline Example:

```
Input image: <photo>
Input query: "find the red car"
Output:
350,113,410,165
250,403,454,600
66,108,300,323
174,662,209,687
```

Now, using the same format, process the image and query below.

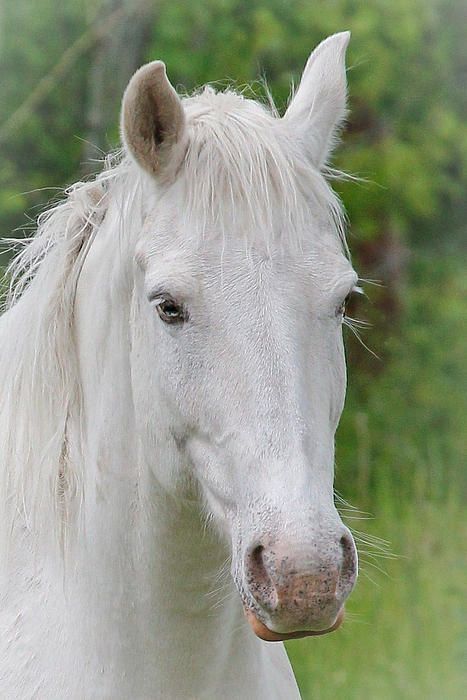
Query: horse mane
180,86,346,246
0,159,118,560
0,84,346,559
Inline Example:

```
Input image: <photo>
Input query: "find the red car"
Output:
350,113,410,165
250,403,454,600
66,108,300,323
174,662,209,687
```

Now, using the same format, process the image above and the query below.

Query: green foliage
337,253,466,503
0,0,89,239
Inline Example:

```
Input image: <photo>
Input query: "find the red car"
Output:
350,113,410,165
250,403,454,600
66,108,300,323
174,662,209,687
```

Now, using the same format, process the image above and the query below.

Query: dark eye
336,294,351,318
336,285,363,319
156,298,186,324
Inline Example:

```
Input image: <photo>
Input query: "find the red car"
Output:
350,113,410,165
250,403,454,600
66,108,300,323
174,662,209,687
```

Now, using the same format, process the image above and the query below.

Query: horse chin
244,607,345,642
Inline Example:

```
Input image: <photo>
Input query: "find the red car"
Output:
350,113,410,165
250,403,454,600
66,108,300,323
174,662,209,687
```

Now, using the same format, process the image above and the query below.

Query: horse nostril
245,543,277,612
338,531,358,596
340,533,350,551
247,544,268,583
251,544,264,568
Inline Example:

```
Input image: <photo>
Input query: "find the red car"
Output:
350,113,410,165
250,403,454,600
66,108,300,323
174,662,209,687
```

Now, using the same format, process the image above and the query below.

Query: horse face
136,217,358,638
125,32,358,639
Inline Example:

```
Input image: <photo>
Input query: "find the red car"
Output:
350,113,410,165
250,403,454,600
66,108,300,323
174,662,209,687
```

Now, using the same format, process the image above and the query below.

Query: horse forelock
179,86,346,249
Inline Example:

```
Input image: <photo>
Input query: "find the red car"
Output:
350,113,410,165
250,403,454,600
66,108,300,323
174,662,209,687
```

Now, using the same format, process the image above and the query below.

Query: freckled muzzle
241,530,357,641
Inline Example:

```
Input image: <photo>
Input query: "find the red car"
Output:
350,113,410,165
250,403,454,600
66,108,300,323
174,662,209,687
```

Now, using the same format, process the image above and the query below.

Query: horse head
120,32,358,642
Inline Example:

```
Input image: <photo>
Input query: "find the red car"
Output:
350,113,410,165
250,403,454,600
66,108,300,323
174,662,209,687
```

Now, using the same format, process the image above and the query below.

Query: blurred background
0,1,465,697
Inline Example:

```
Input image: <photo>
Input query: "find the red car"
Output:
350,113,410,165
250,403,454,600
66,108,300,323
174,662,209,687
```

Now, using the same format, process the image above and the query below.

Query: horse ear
121,61,187,179
283,32,350,169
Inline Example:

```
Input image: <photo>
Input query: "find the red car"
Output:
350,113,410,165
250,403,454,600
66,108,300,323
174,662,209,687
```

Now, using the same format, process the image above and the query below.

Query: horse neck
72,475,296,698
75,478,239,696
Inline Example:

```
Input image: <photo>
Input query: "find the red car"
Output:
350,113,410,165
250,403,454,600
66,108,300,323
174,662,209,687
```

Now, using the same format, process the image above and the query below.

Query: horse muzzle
240,530,357,641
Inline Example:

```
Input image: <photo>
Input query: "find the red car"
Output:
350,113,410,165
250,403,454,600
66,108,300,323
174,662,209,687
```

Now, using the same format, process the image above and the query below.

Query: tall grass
288,253,466,699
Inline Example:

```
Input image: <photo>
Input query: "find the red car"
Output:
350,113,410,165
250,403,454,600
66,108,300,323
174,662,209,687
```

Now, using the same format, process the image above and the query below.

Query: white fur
0,33,356,699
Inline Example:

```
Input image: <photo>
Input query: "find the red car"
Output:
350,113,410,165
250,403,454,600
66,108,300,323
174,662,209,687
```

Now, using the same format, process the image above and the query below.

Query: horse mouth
244,607,345,642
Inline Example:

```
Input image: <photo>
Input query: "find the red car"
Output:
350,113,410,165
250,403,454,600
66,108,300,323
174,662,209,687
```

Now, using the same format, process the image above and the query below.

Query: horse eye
156,298,186,324
336,284,364,319
336,294,351,318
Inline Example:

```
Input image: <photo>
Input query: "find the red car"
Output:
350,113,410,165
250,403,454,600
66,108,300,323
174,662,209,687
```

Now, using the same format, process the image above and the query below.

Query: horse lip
244,607,345,642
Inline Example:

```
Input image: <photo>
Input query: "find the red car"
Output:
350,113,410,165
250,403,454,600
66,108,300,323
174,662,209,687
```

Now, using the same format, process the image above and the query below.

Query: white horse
0,32,358,699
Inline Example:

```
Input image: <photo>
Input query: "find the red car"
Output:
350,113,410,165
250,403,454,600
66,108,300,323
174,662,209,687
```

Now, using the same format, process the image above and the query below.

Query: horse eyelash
352,284,364,296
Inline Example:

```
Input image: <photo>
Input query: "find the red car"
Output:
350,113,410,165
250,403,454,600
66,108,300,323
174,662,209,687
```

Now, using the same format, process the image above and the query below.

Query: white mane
180,87,345,243
0,85,346,558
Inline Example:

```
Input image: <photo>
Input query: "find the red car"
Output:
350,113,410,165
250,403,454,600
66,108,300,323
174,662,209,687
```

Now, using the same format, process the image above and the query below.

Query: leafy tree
0,0,89,239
